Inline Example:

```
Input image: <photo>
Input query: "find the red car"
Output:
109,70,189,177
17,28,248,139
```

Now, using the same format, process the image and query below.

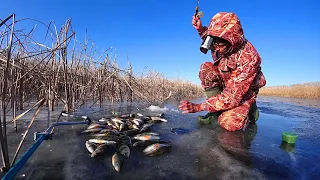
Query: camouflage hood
207,12,246,54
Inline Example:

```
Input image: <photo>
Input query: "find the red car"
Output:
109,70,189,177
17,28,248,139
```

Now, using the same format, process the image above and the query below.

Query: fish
131,119,141,126
139,122,154,133
106,120,113,126
81,112,173,169
132,124,140,130
93,132,118,137
137,113,143,117
99,129,120,135
81,128,103,134
91,144,108,157
150,117,168,122
98,117,108,122
139,125,151,133
85,141,97,153
119,123,129,132
121,129,140,136
120,114,130,119
87,123,109,130
120,113,135,119
155,113,164,118
111,117,124,124
112,152,124,172
144,121,156,126
88,139,117,145
106,121,118,129
132,118,143,124
120,135,132,148
95,134,120,141
126,121,134,129
140,116,152,121
137,132,159,136
143,143,172,156
150,116,161,121
113,121,121,130
133,134,160,141
158,118,168,122
117,143,130,159
133,140,169,147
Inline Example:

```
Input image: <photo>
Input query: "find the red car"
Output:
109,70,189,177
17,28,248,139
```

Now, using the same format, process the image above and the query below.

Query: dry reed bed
0,14,203,172
259,82,320,99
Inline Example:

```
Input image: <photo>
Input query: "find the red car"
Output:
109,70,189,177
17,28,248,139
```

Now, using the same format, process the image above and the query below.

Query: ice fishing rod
194,0,204,18
195,0,199,17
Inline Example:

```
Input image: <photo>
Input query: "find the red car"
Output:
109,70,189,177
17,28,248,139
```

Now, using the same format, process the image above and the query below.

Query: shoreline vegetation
0,16,204,115
258,82,320,99
0,15,203,172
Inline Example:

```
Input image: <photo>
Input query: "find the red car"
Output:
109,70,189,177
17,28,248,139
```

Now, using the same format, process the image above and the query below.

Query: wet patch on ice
170,128,191,135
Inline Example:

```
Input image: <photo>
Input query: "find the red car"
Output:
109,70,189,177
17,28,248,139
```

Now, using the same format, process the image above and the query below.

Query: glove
178,100,206,114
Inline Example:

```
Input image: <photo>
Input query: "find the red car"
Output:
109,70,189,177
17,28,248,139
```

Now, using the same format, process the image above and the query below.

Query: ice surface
0,97,319,180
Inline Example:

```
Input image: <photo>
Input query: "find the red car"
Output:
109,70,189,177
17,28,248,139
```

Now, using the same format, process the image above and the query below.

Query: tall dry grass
133,70,204,103
0,14,204,171
259,82,320,99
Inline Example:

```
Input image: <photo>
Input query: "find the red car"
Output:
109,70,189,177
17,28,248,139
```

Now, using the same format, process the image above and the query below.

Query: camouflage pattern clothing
197,12,266,131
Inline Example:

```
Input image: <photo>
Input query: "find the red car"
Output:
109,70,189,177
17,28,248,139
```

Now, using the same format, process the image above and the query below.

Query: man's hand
192,15,203,31
178,100,205,114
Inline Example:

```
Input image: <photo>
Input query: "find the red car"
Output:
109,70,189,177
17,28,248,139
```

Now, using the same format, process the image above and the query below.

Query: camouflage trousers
198,62,259,131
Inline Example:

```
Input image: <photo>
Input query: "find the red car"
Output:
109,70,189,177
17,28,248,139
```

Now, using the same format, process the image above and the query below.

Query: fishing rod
195,0,199,17
194,0,204,18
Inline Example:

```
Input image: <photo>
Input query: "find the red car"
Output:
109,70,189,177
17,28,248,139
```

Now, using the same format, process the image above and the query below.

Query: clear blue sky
1,0,319,86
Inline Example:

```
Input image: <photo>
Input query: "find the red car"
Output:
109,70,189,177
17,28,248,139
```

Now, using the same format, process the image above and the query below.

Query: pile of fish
81,112,172,172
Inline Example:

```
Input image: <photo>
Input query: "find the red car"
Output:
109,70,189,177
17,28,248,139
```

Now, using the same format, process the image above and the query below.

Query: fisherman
178,12,266,132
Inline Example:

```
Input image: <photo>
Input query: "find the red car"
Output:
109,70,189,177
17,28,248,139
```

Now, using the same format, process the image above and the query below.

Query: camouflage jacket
198,12,266,112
